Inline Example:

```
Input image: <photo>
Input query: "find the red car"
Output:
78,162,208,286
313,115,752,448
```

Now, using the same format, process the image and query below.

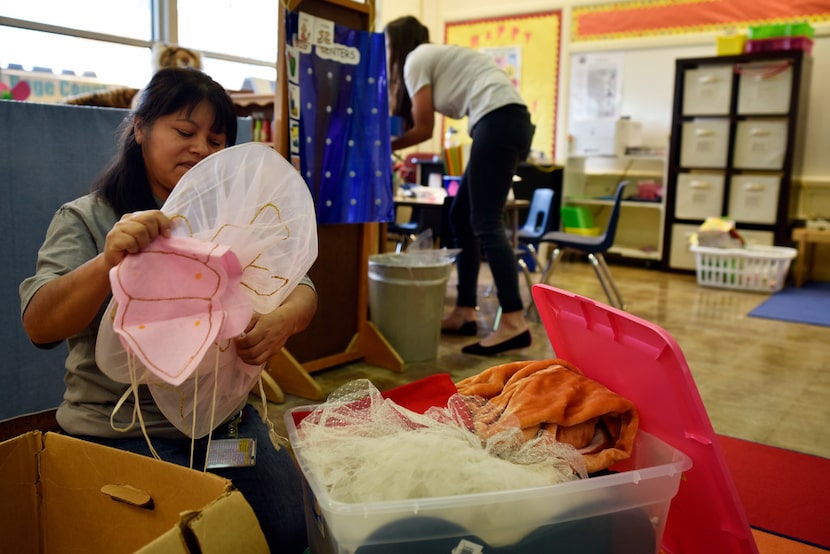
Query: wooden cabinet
562,155,666,262
661,51,812,270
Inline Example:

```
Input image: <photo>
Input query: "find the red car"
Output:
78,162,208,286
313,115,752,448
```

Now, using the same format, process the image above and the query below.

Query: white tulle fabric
295,380,586,505
96,143,317,441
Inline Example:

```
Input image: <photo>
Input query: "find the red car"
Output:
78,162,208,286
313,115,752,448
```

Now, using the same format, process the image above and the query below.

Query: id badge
205,437,257,469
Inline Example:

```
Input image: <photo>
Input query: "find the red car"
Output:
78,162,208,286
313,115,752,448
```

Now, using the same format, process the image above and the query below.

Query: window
1,0,151,40
177,0,278,90
177,0,277,62
0,26,152,89
1,0,277,93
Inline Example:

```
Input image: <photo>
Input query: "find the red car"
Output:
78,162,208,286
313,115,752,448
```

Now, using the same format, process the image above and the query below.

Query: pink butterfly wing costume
96,143,318,438
109,236,252,386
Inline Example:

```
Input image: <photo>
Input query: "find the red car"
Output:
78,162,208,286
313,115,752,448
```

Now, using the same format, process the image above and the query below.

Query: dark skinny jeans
450,103,535,314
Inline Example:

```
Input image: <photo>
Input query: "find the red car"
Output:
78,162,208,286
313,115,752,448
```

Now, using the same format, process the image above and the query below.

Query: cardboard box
0,431,268,553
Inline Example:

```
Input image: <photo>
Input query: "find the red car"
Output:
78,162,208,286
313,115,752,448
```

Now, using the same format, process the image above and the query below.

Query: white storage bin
674,173,725,219
733,120,788,169
738,229,775,247
728,174,781,224
680,120,730,168
669,223,700,270
737,62,793,115
682,65,733,115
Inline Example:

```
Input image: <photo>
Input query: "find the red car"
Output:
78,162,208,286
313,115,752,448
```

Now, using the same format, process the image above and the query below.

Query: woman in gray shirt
20,66,315,553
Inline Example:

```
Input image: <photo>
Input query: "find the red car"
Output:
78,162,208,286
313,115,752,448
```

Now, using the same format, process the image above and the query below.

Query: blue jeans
450,104,535,313
74,404,307,553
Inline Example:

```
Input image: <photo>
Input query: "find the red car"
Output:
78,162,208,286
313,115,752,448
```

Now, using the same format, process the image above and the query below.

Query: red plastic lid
532,284,757,554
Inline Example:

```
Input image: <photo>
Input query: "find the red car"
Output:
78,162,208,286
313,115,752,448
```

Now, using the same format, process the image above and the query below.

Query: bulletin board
445,11,561,160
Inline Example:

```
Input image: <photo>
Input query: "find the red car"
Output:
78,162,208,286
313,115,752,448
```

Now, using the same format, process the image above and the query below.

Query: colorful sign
0,68,116,104
445,11,561,160
572,0,830,42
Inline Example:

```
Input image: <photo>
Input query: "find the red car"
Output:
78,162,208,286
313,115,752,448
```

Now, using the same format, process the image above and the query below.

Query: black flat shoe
441,320,478,336
461,329,532,356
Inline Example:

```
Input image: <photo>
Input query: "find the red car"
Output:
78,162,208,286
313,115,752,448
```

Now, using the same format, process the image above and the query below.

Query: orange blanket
456,358,639,473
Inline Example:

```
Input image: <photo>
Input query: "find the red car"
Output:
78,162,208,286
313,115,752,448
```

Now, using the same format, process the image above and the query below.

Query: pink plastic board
532,284,757,554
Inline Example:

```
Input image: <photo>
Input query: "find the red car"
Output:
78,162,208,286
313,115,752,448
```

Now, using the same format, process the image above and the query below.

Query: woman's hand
234,311,292,367
103,210,173,269
234,284,318,366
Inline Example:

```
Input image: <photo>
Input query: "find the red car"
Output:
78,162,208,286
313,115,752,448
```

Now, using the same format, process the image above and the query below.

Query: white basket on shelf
690,244,797,293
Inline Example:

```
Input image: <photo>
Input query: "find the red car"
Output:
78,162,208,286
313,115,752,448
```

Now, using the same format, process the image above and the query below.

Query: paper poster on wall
288,83,301,119
446,11,561,160
569,52,623,122
286,46,300,84
480,46,522,90
289,120,300,156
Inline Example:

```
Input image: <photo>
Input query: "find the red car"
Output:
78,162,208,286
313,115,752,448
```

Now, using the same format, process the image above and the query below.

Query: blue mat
748,282,830,327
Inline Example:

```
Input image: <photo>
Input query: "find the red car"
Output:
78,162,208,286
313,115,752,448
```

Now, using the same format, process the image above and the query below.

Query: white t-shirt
404,43,525,133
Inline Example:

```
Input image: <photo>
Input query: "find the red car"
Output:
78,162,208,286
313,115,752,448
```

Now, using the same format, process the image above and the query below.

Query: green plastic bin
747,22,814,39
560,205,594,229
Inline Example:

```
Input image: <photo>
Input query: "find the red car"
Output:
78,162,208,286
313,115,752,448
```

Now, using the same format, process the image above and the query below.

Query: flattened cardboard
0,431,268,554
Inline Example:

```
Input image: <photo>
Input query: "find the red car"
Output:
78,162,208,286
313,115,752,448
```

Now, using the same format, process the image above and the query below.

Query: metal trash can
368,252,454,362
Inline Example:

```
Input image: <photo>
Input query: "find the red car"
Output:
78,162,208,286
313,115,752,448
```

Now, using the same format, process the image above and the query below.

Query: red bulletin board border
444,11,562,160
572,0,830,42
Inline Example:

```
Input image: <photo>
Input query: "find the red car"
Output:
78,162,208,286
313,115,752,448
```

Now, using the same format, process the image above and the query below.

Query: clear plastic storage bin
286,285,759,553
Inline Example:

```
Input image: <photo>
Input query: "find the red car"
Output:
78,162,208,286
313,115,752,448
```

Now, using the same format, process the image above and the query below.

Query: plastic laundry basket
368,252,453,362
690,244,797,293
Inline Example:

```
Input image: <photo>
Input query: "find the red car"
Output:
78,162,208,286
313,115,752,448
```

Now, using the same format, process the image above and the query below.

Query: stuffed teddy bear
63,42,203,108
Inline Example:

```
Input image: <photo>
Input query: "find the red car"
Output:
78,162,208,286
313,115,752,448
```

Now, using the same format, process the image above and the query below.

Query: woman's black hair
91,66,238,216
384,16,429,130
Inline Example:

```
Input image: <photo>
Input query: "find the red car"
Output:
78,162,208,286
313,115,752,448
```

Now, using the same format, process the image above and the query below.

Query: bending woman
386,15,535,356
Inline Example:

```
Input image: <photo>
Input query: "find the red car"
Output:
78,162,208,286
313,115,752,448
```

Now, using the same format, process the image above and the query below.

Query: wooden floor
264,256,830,460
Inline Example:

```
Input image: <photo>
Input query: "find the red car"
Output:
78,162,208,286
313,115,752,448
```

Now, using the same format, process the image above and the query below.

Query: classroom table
392,194,530,249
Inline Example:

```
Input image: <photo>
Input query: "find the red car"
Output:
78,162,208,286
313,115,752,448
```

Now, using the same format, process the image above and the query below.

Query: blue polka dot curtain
285,10,394,225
